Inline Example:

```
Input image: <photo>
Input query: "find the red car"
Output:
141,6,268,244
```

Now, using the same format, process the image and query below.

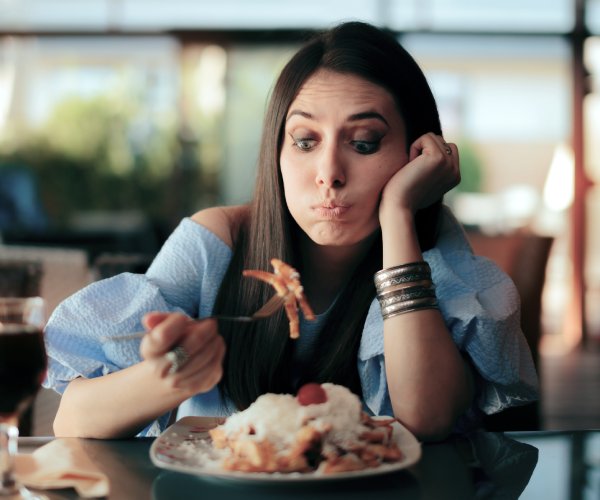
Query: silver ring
165,346,189,375
443,143,452,155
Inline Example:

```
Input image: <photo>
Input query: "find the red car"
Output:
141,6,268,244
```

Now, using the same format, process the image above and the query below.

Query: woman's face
280,69,409,248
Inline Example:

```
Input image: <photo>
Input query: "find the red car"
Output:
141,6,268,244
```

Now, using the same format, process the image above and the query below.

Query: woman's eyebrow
285,109,389,126
348,111,389,126
286,109,312,122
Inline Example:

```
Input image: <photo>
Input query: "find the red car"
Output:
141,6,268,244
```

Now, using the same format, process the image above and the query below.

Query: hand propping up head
379,132,460,218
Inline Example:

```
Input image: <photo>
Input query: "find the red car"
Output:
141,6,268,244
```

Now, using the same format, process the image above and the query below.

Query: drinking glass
0,297,47,499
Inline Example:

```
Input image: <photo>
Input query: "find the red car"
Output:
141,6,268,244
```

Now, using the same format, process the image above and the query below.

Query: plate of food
150,383,421,482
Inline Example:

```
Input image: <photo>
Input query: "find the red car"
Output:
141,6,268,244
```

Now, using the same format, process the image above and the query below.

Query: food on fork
243,258,315,338
208,383,403,474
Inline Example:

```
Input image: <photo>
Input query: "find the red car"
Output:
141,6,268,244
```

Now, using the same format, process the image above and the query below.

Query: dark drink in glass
0,325,47,419
0,297,47,499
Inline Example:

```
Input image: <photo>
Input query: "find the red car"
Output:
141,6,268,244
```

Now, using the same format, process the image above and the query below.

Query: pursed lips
312,201,350,219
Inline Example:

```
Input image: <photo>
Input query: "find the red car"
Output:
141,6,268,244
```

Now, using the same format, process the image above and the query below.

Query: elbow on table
396,411,456,442
391,396,469,442
52,394,115,438
53,411,81,438
53,411,137,439
392,363,475,441
53,407,98,438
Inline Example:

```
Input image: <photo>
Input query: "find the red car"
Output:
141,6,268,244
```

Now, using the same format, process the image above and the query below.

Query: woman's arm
380,208,473,440
48,208,242,438
378,133,472,441
54,314,225,438
55,361,186,438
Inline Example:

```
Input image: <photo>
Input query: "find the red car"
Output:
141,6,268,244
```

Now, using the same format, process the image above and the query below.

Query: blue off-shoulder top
43,206,539,436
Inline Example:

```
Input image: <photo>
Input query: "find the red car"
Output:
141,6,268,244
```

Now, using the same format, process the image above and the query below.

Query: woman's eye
351,140,380,154
292,137,316,151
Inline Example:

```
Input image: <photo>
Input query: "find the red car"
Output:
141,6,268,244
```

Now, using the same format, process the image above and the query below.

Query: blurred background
1,0,599,434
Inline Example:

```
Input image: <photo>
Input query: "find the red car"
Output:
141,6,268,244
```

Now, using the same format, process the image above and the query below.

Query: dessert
208,383,402,474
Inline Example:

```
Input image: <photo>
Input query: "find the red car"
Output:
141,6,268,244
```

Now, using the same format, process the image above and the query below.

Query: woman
44,22,538,441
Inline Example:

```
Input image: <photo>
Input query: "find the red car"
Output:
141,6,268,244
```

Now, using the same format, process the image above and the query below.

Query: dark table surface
19,428,600,499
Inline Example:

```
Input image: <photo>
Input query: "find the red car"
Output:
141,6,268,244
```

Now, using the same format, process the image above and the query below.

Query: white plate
150,416,422,483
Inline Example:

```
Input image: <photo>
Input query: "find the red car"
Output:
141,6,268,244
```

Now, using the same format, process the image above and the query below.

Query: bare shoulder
190,205,249,248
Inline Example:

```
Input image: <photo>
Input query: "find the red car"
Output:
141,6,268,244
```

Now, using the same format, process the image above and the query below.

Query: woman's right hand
139,312,226,397
54,313,225,438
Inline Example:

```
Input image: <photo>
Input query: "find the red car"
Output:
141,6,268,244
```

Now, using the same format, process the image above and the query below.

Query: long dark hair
213,21,443,411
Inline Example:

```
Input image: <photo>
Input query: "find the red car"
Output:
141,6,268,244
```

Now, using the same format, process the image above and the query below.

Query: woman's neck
298,232,376,314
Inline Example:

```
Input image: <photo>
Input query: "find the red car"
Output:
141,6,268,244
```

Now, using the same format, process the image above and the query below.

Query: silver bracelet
376,272,432,292
381,296,439,320
374,261,431,287
377,279,433,297
377,287,437,308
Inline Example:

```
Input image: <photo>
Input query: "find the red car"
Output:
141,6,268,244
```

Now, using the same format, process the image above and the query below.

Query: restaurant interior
1,0,600,497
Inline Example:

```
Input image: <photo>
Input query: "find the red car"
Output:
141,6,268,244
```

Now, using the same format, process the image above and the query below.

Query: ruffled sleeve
43,218,232,435
358,206,539,420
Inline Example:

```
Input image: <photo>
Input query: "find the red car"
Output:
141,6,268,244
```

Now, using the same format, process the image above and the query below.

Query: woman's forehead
286,69,402,126
290,69,396,110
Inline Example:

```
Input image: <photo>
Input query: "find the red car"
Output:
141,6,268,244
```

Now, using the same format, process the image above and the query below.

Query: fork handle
103,315,255,342
212,315,254,322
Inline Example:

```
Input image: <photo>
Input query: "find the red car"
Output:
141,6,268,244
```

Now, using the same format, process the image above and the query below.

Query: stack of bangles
374,261,439,320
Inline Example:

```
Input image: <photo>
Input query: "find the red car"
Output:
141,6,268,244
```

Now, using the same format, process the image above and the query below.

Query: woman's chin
306,227,375,249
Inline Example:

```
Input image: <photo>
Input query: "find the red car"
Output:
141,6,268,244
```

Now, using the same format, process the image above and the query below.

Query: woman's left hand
379,132,460,218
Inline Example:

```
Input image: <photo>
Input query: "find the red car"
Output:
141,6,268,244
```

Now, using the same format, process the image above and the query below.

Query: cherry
297,383,328,406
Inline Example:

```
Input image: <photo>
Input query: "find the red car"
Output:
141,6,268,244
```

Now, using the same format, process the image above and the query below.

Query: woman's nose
315,145,346,188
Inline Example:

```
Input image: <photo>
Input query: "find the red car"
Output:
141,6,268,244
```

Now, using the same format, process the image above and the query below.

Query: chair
467,231,554,431
92,252,154,279
0,260,43,297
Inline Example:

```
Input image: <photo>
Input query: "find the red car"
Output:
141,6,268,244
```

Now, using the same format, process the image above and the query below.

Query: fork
102,294,286,342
